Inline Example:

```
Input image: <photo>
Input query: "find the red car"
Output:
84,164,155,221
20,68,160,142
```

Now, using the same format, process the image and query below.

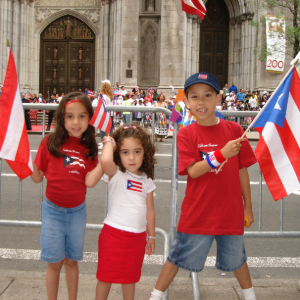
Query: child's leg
46,260,64,300
96,281,112,300
234,262,256,300
121,283,135,300
155,261,179,292
64,258,79,300
234,261,252,289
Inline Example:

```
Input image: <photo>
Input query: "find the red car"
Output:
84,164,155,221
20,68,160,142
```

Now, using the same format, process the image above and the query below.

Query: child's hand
146,238,155,256
244,207,254,227
221,137,247,159
102,136,117,151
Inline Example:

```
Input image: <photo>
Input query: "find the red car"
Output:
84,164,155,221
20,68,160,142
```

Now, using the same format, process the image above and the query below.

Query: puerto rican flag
127,179,142,193
85,89,95,97
252,65,300,200
0,49,33,179
180,0,206,20
63,155,85,169
89,93,112,134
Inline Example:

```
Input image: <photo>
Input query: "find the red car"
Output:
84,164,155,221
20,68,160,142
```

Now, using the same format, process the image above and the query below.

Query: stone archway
39,15,95,97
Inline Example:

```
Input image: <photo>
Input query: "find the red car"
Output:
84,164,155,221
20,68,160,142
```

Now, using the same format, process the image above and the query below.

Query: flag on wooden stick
89,93,112,134
0,47,33,179
180,0,206,20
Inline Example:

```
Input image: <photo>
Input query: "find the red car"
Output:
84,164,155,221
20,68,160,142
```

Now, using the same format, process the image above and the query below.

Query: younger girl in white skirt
96,124,156,300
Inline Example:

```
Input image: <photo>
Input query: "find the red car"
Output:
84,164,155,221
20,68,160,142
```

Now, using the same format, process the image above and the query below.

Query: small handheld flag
85,89,95,97
89,94,112,134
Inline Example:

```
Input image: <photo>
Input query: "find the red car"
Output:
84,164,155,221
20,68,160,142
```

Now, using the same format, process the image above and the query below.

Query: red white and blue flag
180,0,206,20
85,89,95,97
89,93,112,134
252,65,300,200
127,179,142,193
0,49,33,179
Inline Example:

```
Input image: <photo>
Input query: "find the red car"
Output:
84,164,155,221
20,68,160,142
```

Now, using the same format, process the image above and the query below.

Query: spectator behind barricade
222,102,227,110
225,92,235,109
222,83,228,103
249,92,256,111
57,93,64,103
228,82,238,95
152,89,158,103
21,92,32,130
153,94,168,142
244,90,251,111
140,89,146,99
114,96,123,124
237,89,244,102
261,91,268,108
136,98,144,123
267,91,272,100
122,95,134,125
29,93,38,103
115,82,120,90
38,93,45,103
120,86,127,96
145,92,153,103
46,93,58,131
98,80,114,149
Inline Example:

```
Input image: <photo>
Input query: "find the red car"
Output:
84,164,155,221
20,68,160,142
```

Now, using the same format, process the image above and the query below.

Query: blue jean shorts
40,198,87,263
167,231,247,272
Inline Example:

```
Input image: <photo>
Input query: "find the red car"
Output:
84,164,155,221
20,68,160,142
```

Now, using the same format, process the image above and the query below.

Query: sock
149,288,164,300
242,287,256,300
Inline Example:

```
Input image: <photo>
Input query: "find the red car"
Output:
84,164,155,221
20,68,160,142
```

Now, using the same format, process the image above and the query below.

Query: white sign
266,16,286,73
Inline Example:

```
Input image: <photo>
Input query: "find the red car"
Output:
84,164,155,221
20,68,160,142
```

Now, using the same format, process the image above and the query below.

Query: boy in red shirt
149,73,257,300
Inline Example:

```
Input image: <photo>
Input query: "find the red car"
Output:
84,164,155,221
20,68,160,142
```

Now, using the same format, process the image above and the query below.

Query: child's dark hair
111,124,156,179
46,91,98,160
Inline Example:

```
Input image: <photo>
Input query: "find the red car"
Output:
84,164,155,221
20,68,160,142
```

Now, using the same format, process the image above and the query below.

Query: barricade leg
191,272,200,300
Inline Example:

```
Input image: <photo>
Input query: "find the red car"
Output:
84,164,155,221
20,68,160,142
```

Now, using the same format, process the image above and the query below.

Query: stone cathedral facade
0,0,293,96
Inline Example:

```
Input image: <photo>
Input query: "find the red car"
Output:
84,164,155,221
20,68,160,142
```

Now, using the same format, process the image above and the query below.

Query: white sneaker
98,142,103,150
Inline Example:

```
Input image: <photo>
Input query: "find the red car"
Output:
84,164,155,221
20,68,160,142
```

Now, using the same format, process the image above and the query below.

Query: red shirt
35,136,98,208
177,120,256,235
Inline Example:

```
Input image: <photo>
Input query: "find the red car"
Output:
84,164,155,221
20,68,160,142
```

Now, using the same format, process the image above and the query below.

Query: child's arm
85,162,104,188
146,191,155,256
100,136,117,178
30,162,45,183
239,167,254,227
187,137,247,179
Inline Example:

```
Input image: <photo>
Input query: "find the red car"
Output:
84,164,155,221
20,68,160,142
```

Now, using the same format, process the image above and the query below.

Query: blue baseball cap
184,72,220,94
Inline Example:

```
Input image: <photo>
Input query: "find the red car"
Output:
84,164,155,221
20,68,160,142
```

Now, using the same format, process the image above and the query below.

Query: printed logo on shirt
63,155,86,169
198,74,207,80
127,179,142,193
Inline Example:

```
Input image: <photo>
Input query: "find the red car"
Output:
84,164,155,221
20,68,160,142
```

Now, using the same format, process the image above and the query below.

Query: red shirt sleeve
34,137,49,173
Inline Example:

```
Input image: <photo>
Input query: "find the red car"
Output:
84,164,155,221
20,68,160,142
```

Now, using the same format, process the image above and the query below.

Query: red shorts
96,224,147,283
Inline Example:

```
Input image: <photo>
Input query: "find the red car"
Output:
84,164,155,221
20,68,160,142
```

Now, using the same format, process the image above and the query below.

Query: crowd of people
220,83,272,112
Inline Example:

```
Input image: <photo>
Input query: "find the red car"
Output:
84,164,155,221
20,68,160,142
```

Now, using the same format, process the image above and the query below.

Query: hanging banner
266,16,285,73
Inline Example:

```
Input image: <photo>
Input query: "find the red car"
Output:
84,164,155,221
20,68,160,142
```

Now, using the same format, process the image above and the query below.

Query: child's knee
48,260,64,271
64,257,78,268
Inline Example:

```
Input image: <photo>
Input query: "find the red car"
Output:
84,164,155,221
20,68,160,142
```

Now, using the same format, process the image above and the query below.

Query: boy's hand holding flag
0,42,33,179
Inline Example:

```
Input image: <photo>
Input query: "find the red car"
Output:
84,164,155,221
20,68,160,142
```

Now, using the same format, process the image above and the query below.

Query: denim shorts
167,231,247,272
40,198,87,263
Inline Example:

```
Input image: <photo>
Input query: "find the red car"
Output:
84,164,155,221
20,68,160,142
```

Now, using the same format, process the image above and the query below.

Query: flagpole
216,62,297,175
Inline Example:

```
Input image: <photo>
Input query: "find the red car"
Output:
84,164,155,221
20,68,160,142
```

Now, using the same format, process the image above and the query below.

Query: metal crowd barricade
0,105,300,300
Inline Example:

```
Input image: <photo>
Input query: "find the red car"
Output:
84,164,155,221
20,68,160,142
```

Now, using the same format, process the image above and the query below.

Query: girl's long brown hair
100,82,113,100
46,92,98,160
111,124,156,179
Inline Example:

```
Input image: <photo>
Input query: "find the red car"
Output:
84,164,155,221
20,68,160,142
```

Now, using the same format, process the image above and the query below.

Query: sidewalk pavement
0,270,299,299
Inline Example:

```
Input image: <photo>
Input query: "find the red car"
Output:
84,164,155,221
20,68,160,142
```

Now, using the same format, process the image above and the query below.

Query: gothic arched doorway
40,15,95,97
199,0,229,88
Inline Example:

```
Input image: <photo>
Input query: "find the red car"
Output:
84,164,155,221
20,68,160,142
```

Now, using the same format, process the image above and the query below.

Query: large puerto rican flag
0,49,33,179
252,64,300,200
180,0,206,20
89,93,112,134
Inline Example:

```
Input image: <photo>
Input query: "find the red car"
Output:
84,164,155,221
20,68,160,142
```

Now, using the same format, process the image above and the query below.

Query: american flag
127,179,142,193
89,93,112,134
252,64,300,200
85,89,95,97
180,0,206,20
0,49,33,179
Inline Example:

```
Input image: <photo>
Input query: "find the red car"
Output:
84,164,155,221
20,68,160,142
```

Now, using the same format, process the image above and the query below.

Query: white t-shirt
249,98,256,108
103,94,114,116
103,169,156,233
